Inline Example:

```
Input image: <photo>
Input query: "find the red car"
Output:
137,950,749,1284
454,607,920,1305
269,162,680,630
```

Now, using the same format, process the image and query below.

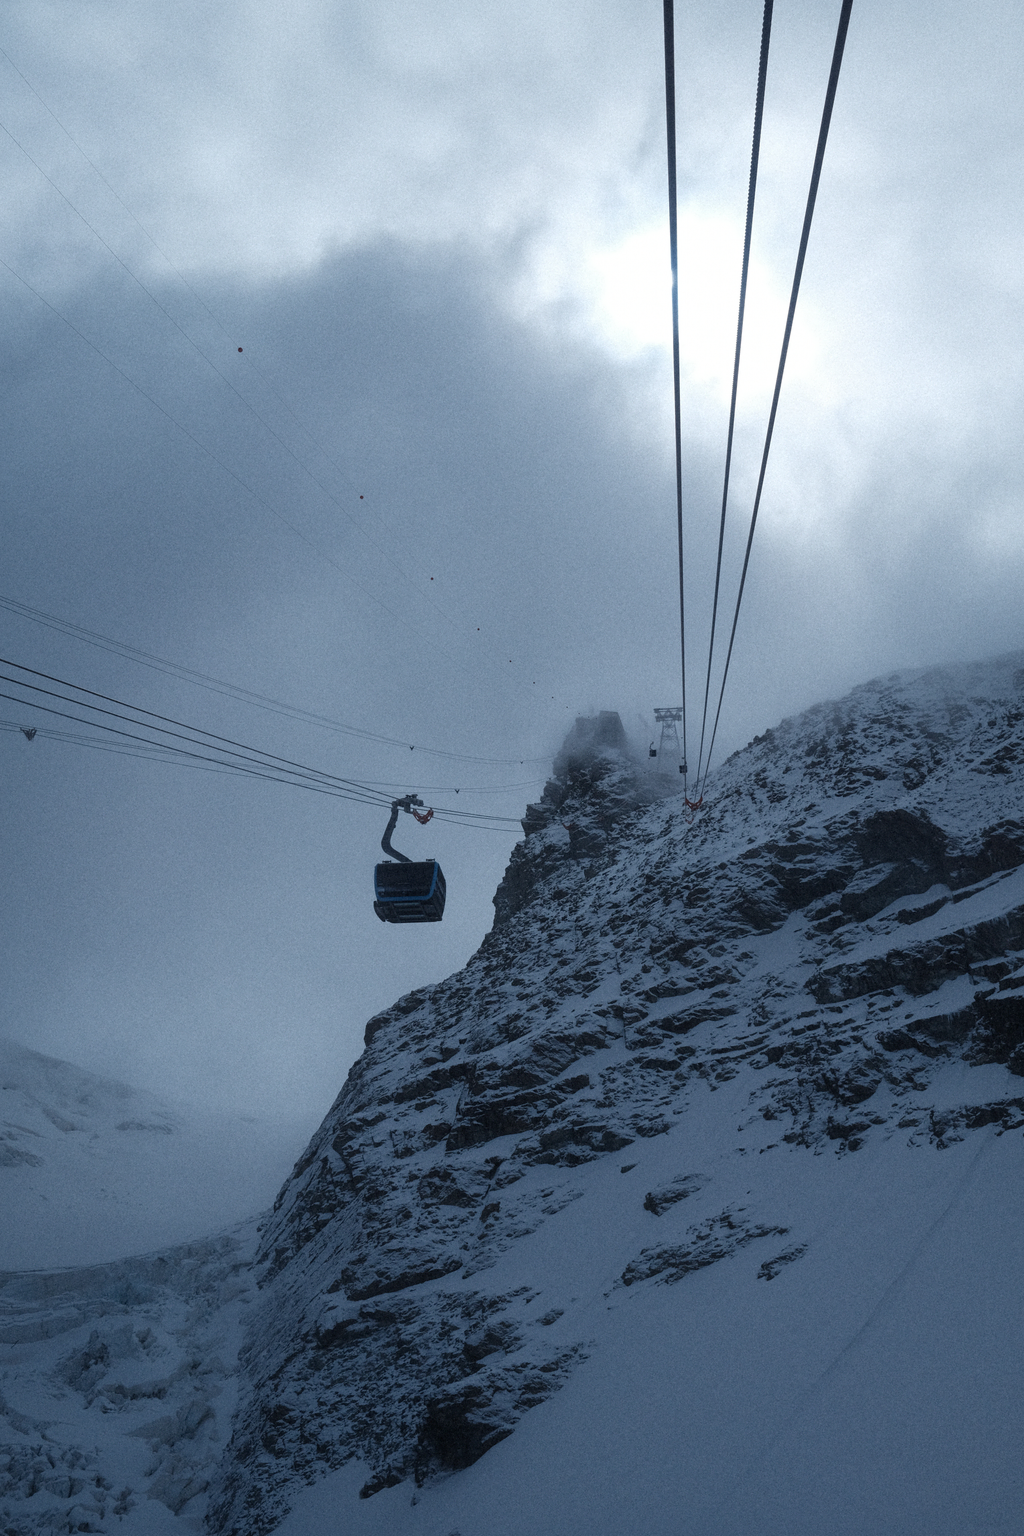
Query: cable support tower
653,706,685,774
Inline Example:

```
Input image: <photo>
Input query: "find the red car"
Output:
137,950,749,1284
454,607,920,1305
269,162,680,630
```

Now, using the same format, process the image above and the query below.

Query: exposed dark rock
446,1092,554,1151
817,1063,882,1105
947,821,1024,886
529,1122,634,1164
410,1344,584,1486
808,904,1024,1004
414,1384,515,1474
340,1248,465,1302
877,1026,948,1057
757,1245,808,1281
825,1116,873,1146
643,1174,704,1215
896,896,950,924
839,860,940,921
969,991,1024,1065
854,809,949,870
927,1099,1024,1146
621,1211,789,1287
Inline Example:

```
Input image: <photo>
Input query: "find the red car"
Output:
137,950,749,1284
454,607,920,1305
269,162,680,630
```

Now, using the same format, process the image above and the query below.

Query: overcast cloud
1,0,1022,1122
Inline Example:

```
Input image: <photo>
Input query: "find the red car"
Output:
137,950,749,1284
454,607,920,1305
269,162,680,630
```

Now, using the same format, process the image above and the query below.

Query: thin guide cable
0,661,524,826
0,592,548,766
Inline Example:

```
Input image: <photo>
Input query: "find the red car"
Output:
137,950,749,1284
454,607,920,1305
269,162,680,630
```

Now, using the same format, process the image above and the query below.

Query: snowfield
4,656,1024,1535
272,1126,1023,1536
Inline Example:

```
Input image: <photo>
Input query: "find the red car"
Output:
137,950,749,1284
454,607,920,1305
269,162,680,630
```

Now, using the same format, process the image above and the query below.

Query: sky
1,0,1023,1125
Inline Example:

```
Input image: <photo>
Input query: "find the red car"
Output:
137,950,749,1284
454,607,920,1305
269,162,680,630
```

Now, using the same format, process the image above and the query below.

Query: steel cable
0,663,525,826
693,0,774,791
662,0,688,780
700,0,854,789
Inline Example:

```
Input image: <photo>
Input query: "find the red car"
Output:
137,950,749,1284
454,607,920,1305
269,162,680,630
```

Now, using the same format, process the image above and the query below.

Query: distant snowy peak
210,656,1024,1536
0,1036,179,1164
0,1037,311,1269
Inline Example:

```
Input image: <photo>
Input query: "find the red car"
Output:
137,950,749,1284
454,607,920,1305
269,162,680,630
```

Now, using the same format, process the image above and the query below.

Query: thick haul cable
662,0,688,780
700,0,854,791
693,0,774,789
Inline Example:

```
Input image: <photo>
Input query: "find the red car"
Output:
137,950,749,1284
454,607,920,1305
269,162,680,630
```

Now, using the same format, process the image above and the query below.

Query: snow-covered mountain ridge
208,656,1024,1536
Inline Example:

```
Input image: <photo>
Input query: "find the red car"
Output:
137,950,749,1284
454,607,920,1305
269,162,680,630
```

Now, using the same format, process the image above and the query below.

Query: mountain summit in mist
4,657,1024,1536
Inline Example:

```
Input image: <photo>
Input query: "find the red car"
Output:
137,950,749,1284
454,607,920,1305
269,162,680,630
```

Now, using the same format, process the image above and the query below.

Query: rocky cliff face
209,657,1024,1535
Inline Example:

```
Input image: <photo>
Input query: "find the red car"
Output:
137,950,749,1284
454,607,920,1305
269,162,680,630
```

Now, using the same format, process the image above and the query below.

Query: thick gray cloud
0,247,690,1117
1,0,1022,1118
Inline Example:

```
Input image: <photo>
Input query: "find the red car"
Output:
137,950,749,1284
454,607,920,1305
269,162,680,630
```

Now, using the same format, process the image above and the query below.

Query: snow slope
209,657,1024,1536
272,1126,1023,1536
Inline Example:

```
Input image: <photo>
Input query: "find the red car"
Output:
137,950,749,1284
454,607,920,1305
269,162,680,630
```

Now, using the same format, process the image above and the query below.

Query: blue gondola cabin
373,794,446,923
373,858,446,923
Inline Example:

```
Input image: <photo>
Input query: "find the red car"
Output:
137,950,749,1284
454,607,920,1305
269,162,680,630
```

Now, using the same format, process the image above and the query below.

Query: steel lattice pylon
653,707,686,775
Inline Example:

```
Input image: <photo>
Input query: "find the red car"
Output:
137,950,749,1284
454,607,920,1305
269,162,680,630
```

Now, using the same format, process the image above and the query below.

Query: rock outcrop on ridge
207,655,1024,1536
